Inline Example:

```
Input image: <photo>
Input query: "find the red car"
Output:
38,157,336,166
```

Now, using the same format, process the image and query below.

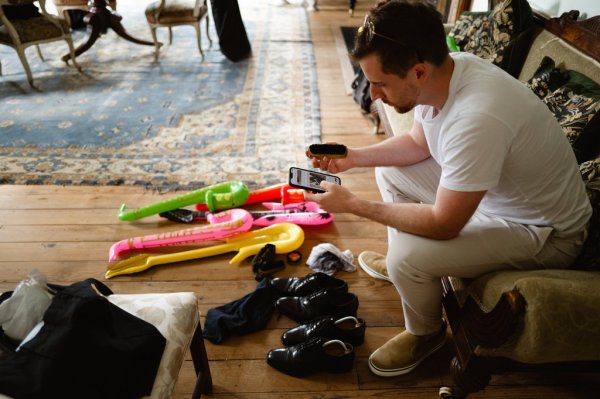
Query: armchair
144,0,212,60
0,0,80,87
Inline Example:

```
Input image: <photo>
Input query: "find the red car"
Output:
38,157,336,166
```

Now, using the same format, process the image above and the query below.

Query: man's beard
391,84,419,114
394,102,416,114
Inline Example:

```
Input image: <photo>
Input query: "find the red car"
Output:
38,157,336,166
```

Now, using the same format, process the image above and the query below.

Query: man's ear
414,63,427,80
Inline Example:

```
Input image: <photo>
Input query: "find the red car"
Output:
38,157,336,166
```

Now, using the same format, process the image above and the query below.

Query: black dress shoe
268,272,348,297
267,337,354,376
275,288,359,322
281,315,366,346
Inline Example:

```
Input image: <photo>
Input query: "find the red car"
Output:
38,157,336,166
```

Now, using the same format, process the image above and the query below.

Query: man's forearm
348,198,458,240
352,134,430,168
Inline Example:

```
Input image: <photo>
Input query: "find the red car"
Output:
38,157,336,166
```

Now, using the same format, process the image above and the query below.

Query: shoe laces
304,287,329,301
295,336,325,351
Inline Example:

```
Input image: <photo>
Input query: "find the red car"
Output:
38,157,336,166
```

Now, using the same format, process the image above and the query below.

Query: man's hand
306,143,354,174
303,181,360,213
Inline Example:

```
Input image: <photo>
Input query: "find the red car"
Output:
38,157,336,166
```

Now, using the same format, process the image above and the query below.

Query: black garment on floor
1,4,41,19
0,279,165,399
210,0,251,62
203,278,279,343
67,9,88,30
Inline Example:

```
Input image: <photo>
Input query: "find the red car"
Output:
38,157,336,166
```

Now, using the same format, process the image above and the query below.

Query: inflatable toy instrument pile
105,223,305,279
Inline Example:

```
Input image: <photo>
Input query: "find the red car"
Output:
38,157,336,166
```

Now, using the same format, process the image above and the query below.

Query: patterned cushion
0,15,69,44
526,57,600,164
448,0,534,77
145,0,208,24
108,292,199,399
525,56,569,99
573,158,600,271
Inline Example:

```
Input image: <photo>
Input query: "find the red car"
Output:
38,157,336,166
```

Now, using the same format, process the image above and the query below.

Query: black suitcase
210,0,251,62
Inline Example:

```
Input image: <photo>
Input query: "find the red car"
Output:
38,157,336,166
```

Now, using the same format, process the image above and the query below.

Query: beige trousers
375,159,586,335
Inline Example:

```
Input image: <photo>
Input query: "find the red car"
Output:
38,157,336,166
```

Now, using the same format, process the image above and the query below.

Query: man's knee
386,241,440,283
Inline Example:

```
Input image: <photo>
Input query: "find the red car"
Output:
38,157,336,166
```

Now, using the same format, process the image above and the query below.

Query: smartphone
289,167,341,193
307,143,347,158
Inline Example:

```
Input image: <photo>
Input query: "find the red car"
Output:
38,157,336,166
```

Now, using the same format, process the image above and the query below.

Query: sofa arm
456,269,600,364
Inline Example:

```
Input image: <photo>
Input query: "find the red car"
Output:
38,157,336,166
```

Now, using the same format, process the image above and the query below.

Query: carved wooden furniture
0,0,81,87
144,0,212,61
440,13,600,398
51,0,116,22
60,0,154,61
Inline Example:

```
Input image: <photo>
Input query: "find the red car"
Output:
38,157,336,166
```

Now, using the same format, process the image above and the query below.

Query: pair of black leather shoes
267,314,366,377
267,273,365,376
271,273,359,322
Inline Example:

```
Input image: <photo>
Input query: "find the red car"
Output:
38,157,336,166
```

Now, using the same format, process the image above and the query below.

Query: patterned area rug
0,0,320,190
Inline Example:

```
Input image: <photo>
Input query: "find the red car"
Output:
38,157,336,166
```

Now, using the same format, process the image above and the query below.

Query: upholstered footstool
108,292,212,399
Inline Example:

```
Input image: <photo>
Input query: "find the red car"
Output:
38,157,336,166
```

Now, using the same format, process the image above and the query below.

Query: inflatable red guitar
194,183,305,211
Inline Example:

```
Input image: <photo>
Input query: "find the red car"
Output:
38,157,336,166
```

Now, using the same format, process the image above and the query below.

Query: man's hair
351,0,448,77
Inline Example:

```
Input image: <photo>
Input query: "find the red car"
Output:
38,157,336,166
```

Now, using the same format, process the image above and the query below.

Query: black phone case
308,144,347,158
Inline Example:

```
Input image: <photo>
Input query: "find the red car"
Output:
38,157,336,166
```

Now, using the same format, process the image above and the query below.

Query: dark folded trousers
203,278,280,344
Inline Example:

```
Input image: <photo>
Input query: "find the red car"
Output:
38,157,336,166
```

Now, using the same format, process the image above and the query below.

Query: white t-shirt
414,52,591,237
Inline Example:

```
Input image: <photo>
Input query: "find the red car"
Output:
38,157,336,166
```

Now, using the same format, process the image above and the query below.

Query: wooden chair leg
194,23,204,61
35,45,45,61
149,26,160,60
190,321,212,399
15,47,34,87
205,16,212,46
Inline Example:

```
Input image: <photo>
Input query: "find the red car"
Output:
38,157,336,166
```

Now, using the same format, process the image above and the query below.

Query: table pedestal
62,0,154,61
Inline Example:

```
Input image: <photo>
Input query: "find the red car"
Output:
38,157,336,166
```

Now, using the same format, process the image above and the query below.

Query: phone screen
289,167,341,193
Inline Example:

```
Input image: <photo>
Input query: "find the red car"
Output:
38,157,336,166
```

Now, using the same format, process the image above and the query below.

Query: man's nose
369,84,382,102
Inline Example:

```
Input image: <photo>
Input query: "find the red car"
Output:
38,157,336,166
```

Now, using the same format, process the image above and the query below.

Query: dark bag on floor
210,0,251,62
351,69,372,114
0,279,166,399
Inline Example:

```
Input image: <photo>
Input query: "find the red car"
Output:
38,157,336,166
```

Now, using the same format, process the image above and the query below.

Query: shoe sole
358,254,391,283
367,336,447,377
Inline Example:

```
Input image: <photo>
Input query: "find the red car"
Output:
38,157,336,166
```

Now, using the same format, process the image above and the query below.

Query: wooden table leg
62,0,154,61
62,12,102,62
108,12,153,46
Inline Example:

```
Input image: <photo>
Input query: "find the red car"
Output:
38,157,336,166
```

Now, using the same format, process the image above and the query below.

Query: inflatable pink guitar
253,202,333,226
161,201,333,226
109,209,253,261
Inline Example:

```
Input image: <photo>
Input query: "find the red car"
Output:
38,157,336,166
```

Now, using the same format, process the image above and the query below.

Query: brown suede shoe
368,321,447,377
358,251,391,282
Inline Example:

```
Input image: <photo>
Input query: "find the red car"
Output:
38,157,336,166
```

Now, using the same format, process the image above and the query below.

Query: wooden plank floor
0,2,598,398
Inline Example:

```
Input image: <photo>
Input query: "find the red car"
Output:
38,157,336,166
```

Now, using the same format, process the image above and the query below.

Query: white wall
471,0,599,19
470,0,489,12
529,0,600,19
